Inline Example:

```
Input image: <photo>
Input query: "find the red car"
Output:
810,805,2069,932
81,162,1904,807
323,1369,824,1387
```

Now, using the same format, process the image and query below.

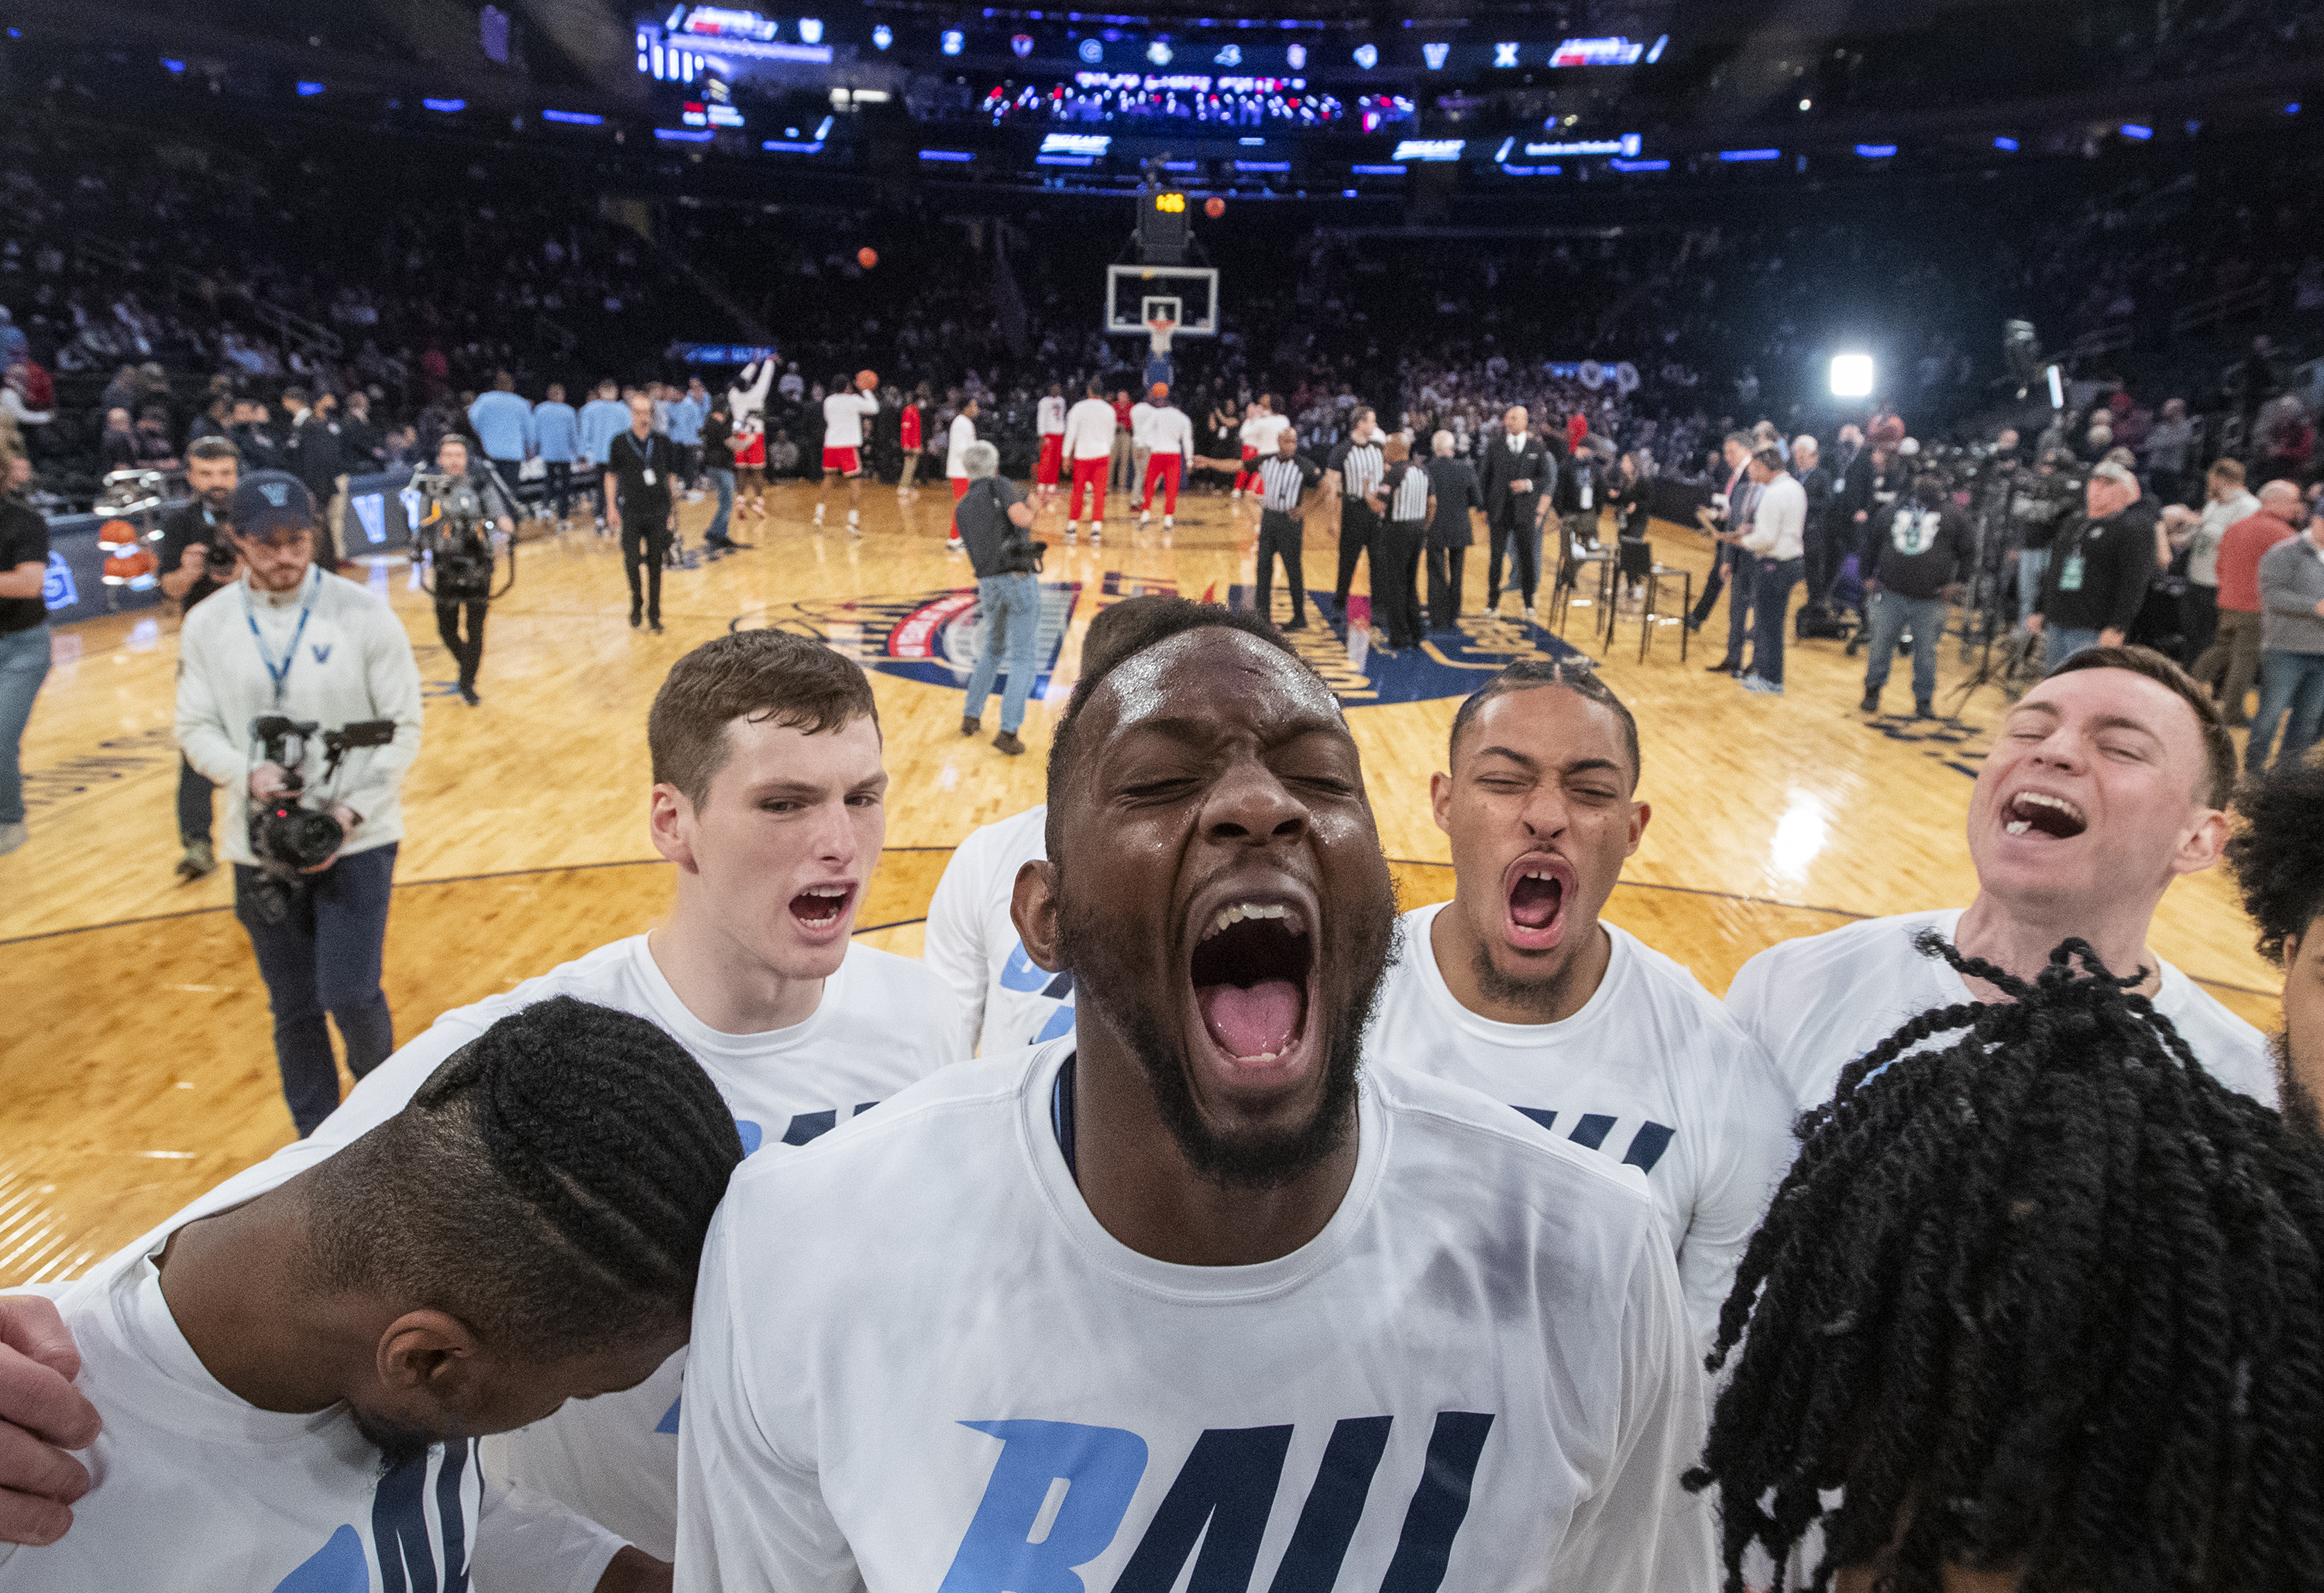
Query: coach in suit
1477,405,1556,616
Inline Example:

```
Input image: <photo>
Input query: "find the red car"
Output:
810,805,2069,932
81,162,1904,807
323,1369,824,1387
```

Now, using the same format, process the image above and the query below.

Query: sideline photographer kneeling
411,433,518,706
174,471,424,1135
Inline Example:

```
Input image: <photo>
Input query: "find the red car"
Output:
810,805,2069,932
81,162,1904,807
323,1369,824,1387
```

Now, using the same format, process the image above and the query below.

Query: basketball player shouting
676,598,1714,1588
814,371,881,534
0,631,963,1569
1366,660,1793,1351
0,998,737,1593
1729,646,2278,1109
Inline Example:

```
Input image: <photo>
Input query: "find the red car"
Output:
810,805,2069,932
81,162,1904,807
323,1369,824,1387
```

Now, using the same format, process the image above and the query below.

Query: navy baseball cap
228,471,316,541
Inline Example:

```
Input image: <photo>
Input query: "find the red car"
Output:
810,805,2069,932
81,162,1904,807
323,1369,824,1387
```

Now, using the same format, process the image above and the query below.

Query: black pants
1487,505,1541,609
1720,549,1762,666
543,460,573,520
1802,520,1841,611
177,755,213,846
1377,518,1426,646
1333,500,1380,612
434,598,486,688
1256,510,1308,627
2181,582,2219,663
623,523,673,622
1693,544,1731,626
1427,544,1467,631
234,843,397,1137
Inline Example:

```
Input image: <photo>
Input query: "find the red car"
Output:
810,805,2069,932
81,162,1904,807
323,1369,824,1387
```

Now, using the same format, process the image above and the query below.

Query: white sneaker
947,536,964,552
813,504,825,525
1231,489,1241,500
0,820,24,857
1163,515,1174,529
1091,523,1103,544
1065,526,1078,544
1137,508,1150,526
685,489,703,503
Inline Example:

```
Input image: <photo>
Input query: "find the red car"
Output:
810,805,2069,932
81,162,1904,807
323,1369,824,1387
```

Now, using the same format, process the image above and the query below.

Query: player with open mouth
1731,644,2279,1114
676,597,1715,1588
1367,659,1794,1351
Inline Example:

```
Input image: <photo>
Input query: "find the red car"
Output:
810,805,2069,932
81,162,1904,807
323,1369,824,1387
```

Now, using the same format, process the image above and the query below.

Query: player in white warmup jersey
923,803,1069,1056
0,997,741,1593
1728,645,2278,1112
813,372,881,534
676,596,1714,1591
0,631,961,1569
1366,660,1793,1351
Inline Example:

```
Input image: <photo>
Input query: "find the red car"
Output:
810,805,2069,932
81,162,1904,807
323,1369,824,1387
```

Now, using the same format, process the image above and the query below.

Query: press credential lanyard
245,565,321,706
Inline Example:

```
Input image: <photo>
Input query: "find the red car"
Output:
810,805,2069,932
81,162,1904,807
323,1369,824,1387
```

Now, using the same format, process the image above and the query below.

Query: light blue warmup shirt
577,399,633,465
467,390,533,463
531,402,579,465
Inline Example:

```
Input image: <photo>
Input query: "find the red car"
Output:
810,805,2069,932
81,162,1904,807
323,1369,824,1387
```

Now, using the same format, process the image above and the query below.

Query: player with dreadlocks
0,996,741,1592
1686,934,2324,1593
2226,758,2324,1131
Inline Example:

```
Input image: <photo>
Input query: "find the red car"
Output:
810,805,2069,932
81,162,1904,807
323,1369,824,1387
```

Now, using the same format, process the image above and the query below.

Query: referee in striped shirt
1327,408,1387,626
1253,425,1323,630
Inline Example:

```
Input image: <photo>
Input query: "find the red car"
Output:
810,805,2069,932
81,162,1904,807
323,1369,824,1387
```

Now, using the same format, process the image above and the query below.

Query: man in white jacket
1062,380,1117,545
1135,386,1195,530
1730,446,1807,695
174,471,423,1135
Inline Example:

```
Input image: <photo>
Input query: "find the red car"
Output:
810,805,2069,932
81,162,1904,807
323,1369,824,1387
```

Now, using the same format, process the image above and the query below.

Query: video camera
246,716,398,908
407,469,515,603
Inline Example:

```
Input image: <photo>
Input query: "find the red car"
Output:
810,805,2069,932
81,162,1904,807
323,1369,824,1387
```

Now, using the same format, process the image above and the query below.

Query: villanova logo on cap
261,482,291,507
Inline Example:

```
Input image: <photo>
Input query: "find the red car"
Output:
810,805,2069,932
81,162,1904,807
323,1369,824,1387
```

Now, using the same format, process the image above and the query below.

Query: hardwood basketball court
0,480,2281,1286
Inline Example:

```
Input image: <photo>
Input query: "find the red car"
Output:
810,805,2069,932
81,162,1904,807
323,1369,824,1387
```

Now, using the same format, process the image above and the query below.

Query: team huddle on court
2,598,2318,1593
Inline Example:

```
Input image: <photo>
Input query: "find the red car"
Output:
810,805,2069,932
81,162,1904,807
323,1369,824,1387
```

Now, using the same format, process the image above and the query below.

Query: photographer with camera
157,437,243,878
411,433,518,706
951,440,1041,757
174,471,423,1135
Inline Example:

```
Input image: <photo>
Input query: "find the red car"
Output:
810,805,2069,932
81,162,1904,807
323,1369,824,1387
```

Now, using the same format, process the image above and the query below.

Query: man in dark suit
1423,430,1483,630
1476,405,1555,616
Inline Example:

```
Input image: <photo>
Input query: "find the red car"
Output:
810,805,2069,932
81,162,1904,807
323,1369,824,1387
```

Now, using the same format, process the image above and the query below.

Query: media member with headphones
411,433,520,706
174,471,423,1136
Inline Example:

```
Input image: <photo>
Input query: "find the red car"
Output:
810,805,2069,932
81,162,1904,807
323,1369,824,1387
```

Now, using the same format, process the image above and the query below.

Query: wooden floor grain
0,480,2281,1283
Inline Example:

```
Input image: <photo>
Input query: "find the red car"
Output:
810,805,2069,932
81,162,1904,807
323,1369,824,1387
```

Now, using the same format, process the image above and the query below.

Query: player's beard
2274,1027,2322,1143
1054,861,1398,1191
351,1405,445,1472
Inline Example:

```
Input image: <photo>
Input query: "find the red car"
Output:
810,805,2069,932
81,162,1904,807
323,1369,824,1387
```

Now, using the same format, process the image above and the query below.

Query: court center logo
734,582,1083,697
736,577,1584,706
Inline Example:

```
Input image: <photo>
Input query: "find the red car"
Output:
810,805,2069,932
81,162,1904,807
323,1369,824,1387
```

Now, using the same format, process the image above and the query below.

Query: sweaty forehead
2013,669,2208,771
1089,630,1343,745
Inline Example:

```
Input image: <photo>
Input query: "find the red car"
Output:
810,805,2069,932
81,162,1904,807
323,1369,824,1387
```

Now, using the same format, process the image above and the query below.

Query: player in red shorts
1136,383,1194,533
1034,383,1065,507
815,370,881,535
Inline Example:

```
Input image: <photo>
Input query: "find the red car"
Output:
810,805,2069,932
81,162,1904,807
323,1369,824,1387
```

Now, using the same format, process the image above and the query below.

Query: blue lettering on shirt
937,1413,1490,1592
272,1524,367,1593
1510,1108,1676,1174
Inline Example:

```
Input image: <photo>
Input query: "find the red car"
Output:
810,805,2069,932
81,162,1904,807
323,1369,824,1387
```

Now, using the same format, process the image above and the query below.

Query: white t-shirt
1369,905,1796,1351
114,935,962,1562
674,1041,1716,1591
945,413,977,479
1037,395,1066,436
822,390,878,449
1250,411,1292,452
1064,397,1117,461
1239,411,1267,448
1726,908,2280,1111
1128,401,1160,448
0,1227,624,1591
1148,406,1196,462
921,805,1073,1056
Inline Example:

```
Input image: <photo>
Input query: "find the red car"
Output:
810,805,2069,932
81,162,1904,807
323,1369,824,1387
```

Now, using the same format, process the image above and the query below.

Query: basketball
857,246,878,269
1204,196,1225,218
856,368,878,390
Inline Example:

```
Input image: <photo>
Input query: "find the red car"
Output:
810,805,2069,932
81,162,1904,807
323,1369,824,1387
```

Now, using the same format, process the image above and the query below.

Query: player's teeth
2006,819,2030,835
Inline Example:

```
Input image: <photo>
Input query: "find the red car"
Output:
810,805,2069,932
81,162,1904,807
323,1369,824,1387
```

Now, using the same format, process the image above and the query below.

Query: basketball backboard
1106,264,1219,337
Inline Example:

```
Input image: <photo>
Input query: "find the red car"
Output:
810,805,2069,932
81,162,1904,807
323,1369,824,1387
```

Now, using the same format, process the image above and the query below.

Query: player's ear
1012,858,1065,973
648,782,700,870
376,1310,482,1401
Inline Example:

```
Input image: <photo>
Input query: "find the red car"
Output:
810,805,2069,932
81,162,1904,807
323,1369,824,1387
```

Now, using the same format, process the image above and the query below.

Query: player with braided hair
2226,759,2324,1130
1690,934,2324,1593
0,630,962,1564
0,995,740,1593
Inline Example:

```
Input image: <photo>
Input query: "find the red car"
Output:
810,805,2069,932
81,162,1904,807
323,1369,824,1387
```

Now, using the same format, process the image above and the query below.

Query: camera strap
243,565,321,706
